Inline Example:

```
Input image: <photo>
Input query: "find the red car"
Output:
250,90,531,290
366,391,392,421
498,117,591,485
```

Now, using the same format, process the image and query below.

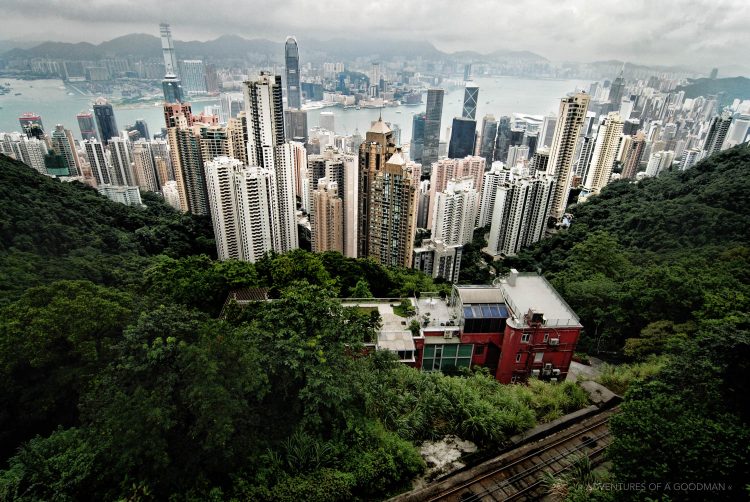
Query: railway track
396,408,616,502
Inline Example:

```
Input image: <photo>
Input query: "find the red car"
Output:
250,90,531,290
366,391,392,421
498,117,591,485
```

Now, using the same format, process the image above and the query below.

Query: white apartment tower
583,112,624,194
477,161,511,228
546,92,590,219
431,178,479,246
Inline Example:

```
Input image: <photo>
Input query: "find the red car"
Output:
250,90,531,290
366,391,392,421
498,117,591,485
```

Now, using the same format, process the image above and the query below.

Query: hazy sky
2,0,749,71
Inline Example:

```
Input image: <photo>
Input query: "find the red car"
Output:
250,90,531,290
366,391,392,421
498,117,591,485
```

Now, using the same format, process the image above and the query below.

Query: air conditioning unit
544,363,553,370
549,338,560,346
550,378,558,383
443,332,453,339
526,309,546,326
531,369,540,377
552,369,561,376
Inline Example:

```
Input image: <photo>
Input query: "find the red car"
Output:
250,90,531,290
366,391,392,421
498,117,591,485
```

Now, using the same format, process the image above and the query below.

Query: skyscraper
410,112,426,164
546,92,590,220
427,156,485,229
179,60,208,94
583,112,624,194
134,119,150,141
462,82,479,120
83,139,111,186
18,113,44,139
284,109,308,143
243,72,299,252
539,114,557,148
159,23,184,103
109,135,136,186
93,98,119,145
703,111,733,156
448,117,477,159
478,114,498,164
608,71,625,113
50,125,81,176
285,36,302,109
477,162,511,228
357,119,419,267
621,131,646,179
132,140,161,192
494,116,511,161
311,178,344,253
423,89,444,169
431,178,479,246
77,112,98,140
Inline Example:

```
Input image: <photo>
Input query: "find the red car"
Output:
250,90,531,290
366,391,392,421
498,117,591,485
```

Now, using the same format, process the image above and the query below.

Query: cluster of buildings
2,25,749,287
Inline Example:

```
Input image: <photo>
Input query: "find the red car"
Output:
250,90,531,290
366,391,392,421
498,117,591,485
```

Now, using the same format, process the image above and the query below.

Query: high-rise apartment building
357,119,419,267
477,162,511,228
494,116,511,161
83,139,111,186
462,82,479,120
431,178,479,246
412,239,463,283
311,178,344,253
18,113,44,139
284,36,302,109
50,124,81,176
487,174,556,257
679,148,703,171
205,157,278,262
546,92,590,219
583,112,624,194
703,111,733,156
539,114,557,148
108,135,136,186
423,89,444,169
243,72,299,252
621,131,646,179
93,98,119,145
132,140,161,192
645,150,675,177
77,112,98,140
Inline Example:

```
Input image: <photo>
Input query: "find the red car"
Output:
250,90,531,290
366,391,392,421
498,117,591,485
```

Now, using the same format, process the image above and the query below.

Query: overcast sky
2,0,748,72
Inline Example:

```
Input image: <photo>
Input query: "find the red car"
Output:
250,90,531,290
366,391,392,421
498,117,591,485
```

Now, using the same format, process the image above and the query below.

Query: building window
521,333,530,343
422,344,473,371
515,353,522,363
475,345,485,355
534,352,544,363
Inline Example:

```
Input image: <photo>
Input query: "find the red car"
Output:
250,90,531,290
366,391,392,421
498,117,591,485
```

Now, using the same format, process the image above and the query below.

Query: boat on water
14,93,22,96
396,110,402,114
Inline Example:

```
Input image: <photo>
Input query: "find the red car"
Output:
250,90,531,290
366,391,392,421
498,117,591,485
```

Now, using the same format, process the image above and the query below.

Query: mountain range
0,33,547,63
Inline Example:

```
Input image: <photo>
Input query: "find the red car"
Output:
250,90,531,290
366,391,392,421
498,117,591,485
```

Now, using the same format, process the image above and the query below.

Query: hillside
507,145,750,354
676,76,750,103
0,154,215,305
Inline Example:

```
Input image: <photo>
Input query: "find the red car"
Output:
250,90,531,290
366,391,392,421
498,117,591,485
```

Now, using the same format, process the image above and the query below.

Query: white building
179,60,207,94
583,112,624,194
83,139,111,186
431,177,479,246
98,185,142,206
108,135,135,186
477,162,511,228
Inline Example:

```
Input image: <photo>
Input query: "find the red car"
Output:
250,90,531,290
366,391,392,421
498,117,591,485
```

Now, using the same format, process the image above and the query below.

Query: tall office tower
583,112,624,194
477,162,511,228
479,114,498,164
227,115,248,165
93,98,119,145
539,114,557,148
416,179,431,229
134,119,150,141
463,63,472,82
311,178,344,253
284,109,308,142
205,63,219,93
524,132,538,157
410,112,426,163
608,72,625,113
83,139,111,186
284,36,302,109
18,113,45,139
528,147,550,172
723,115,750,149
370,62,381,97
619,99,634,121
487,174,556,257
159,23,184,102
679,148,703,171
710,68,718,79
448,117,477,158
319,111,335,132
77,112,98,140
431,178,479,246
494,116,512,161
132,141,160,191
422,89,444,169
244,72,299,252
546,92,590,219
703,111,733,156
50,125,81,176
199,124,231,162
357,119,419,266
621,131,646,179
108,135,135,186
462,82,479,120
506,145,529,168
179,60,207,94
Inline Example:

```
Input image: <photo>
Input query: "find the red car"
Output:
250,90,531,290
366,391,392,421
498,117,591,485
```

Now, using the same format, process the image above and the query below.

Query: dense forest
507,145,750,500
1,147,749,500
0,155,587,500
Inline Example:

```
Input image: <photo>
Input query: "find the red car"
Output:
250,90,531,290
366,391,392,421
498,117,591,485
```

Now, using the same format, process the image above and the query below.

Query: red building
409,269,582,383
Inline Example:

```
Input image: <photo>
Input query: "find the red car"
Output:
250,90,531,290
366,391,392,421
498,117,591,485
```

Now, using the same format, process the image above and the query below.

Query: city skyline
1,0,749,74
